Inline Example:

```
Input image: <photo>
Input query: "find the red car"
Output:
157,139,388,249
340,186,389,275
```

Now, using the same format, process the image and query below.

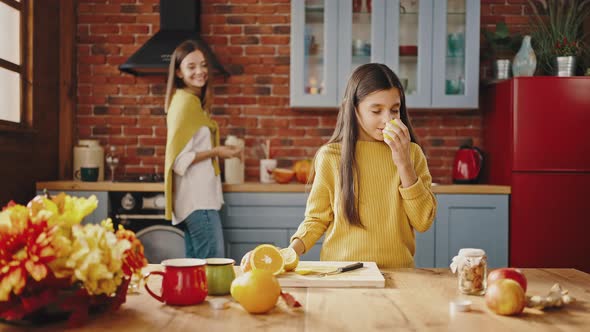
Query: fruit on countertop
272,168,295,184
240,250,253,273
230,269,281,314
249,244,285,275
485,279,526,316
488,268,528,292
279,247,299,272
293,160,312,184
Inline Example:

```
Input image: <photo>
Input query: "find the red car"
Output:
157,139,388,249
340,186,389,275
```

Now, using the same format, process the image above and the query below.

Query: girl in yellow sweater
289,63,436,268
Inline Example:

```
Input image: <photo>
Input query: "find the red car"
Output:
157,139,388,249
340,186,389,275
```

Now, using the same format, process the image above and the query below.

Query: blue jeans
181,209,225,259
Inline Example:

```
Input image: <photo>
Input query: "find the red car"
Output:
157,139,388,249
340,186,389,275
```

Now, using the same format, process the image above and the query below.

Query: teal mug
75,166,99,182
205,258,236,296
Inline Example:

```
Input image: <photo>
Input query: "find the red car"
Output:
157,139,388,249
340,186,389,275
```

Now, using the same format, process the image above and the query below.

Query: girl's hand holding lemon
382,119,418,188
382,119,412,168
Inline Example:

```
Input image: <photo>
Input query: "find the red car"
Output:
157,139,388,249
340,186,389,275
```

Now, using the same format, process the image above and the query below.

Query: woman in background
164,40,241,258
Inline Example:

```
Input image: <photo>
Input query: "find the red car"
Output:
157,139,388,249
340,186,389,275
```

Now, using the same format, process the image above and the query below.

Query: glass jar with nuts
450,248,487,295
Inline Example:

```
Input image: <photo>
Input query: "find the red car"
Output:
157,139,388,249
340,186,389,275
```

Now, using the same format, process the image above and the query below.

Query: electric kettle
452,145,484,184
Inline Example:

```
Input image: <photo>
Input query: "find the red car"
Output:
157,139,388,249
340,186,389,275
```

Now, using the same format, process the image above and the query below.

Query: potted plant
482,22,522,79
528,0,590,76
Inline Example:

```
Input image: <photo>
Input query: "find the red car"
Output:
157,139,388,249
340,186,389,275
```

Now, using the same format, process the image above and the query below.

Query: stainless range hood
119,0,229,77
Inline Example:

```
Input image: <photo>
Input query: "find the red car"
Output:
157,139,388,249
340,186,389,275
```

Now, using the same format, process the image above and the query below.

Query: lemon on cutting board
279,247,299,272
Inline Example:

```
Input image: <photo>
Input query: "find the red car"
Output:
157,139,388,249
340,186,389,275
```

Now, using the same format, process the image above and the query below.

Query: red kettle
452,145,484,184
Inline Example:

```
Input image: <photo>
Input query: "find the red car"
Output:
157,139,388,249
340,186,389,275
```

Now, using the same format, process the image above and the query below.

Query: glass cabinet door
385,0,433,108
431,0,480,108
337,0,386,101
290,0,339,108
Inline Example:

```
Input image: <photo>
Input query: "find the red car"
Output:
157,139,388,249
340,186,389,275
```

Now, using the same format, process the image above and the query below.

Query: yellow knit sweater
290,141,437,268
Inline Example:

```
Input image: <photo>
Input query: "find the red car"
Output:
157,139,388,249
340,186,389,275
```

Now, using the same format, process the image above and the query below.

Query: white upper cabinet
290,0,480,109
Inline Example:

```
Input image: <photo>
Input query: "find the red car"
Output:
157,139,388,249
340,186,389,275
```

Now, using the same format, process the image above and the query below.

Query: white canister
224,135,245,184
259,159,277,183
73,139,104,181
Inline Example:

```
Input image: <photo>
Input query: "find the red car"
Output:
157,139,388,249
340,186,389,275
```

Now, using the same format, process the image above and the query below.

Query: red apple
485,279,526,315
488,268,527,292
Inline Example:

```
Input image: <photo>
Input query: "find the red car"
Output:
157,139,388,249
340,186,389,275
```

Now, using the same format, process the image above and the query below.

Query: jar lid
450,299,472,312
458,248,486,257
209,298,230,310
78,139,100,147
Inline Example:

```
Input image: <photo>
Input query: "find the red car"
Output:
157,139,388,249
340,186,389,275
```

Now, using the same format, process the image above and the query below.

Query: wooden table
2,268,588,331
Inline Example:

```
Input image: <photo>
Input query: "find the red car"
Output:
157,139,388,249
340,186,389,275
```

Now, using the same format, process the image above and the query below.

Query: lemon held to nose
382,119,399,141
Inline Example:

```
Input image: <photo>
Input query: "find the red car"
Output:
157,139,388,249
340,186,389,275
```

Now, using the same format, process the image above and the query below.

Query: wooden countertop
10,267,588,331
36,181,511,194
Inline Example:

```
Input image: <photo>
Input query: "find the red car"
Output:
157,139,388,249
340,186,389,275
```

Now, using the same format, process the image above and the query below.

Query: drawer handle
116,214,166,220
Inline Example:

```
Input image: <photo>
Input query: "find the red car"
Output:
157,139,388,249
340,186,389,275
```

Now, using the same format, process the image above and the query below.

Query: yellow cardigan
164,89,219,220
290,141,437,268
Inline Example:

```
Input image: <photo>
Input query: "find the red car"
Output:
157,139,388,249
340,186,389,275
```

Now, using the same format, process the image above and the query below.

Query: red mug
144,258,208,306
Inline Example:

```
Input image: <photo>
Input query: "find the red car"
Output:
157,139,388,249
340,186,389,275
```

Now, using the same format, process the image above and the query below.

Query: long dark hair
327,63,418,228
165,39,213,113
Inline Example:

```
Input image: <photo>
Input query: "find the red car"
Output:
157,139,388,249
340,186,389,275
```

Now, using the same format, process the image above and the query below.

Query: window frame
0,0,32,133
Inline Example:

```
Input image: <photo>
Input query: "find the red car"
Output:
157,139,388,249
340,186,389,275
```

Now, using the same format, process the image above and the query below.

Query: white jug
224,135,244,184
73,139,104,181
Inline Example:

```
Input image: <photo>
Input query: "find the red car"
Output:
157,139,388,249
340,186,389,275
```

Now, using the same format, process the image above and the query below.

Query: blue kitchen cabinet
291,0,480,109
36,190,108,225
414,224,436,268
221,192,309,263
434,194,509,268
221,192,509,269
221,192,308,229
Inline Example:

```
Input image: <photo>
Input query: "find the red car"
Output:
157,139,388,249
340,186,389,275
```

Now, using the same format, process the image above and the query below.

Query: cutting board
276,261,385,288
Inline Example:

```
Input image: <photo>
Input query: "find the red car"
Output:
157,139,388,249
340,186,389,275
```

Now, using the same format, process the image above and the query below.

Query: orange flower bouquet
0,193,147,327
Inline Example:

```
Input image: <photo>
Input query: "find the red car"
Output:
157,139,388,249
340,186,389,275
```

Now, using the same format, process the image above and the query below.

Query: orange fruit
230,269,281,314
240,250,253,272
293,160,312,184
250,244,284,275
279,247,299,272
272,168,295,184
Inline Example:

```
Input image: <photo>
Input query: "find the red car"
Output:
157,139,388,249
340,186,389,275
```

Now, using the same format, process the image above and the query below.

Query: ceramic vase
512,35,537,77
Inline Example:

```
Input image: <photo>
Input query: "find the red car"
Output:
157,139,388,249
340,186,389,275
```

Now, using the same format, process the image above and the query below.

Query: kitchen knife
317,262,364,278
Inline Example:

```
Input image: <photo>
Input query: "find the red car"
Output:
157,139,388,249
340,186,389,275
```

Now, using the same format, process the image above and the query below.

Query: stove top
115,173,164,183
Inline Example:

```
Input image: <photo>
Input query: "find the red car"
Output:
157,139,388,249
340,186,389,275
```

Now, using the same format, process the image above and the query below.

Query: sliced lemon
250,244,284,276
279,247,299,272
294,269,314,275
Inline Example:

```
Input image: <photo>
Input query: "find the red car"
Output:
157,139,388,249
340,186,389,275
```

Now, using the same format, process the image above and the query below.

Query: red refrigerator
482,77,590,273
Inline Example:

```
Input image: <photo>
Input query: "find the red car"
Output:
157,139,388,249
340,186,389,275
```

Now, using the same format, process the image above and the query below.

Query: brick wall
76,0,534,184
